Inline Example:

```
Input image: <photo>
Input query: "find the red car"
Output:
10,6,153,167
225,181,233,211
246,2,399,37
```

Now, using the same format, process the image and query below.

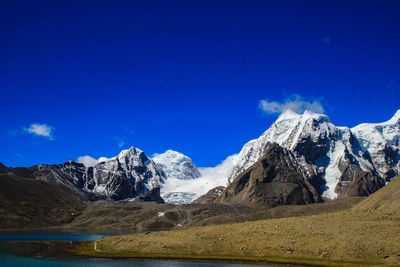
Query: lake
0,230,284,267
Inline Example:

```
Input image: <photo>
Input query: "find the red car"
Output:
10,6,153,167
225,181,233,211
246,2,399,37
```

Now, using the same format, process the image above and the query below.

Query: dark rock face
193,186,225,204
30,161,88,189
343,172,385,197
216,143,321,207
137,187,165,204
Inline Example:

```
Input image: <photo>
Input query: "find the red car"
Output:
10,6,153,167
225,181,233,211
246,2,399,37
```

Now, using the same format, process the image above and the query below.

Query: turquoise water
0,232,282,266
0,234,106,241
0,255,270,267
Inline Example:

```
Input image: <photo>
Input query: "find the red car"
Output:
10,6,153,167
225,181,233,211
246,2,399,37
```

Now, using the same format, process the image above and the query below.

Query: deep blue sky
1,0,399,167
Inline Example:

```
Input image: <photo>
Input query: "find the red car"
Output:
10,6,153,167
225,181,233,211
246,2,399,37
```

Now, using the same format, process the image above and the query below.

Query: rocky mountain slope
215,143,321,206
193,186,225,204
226,109,400,200
1,147,203,204
3,147,166,201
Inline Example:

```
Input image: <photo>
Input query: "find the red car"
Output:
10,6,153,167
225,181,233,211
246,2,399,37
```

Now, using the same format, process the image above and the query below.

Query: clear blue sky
1,0,399,167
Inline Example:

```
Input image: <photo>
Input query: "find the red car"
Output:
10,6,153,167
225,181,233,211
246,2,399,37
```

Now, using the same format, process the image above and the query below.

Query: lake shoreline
0,240,300,266
0,238,385,267
71,241,372,267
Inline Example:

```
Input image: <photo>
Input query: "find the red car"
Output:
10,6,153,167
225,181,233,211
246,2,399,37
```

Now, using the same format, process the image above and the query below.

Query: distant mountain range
0,147,202,204
1,109,399,206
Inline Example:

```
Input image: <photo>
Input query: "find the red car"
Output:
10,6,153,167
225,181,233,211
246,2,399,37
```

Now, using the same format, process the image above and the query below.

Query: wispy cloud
161,154,238,197
77,155,97,167
259,94,324,115
24,123,54,140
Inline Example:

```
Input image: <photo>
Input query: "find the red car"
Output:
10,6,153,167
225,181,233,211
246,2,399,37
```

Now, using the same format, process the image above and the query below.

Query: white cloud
161,154,238,197
77,155,97,167
25,123,54,140
259,94,324,115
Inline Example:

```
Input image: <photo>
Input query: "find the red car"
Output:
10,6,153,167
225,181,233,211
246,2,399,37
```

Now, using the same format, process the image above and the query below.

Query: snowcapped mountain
352,110,400,180
19,146,203,204
152,150,202,204
86,147,166,199
227,109,400,199
152,150,201,180
28,147,166,201
6,110,399,205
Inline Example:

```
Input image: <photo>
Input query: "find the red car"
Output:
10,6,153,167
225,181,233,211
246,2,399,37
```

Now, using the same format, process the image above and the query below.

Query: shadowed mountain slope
215,143,321,207
0,173,86,229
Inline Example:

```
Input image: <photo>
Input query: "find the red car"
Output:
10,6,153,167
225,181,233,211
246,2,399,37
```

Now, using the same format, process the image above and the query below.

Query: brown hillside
353,176,400,213
0,174,86,229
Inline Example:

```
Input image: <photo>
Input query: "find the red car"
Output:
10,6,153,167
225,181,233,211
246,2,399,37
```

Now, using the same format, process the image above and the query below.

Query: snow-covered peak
351,110,400,179
275,109,301,123
228,109,379,199
119,146,143,156
274,109,330,130
153,150,189,162
95,147,145,165
353,110,400,129
388,109,400,123
302,109,330,122
116,146,145,162
152,150,201,180
97,157,109,164
88,146,165,199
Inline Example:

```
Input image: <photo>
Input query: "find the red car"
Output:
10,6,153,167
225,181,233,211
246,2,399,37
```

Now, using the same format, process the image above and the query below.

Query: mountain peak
389,109,400,123
301,110,330,122
276,109,301,123
153,149,191,163
117,146,143,158
160,149,185,157
275,109,329,124
152,150,201,180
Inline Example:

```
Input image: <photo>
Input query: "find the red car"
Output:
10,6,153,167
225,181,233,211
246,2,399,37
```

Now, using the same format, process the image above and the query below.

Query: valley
73,177,400,266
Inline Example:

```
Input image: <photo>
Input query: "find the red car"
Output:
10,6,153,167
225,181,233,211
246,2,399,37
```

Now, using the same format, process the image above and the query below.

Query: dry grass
75,209,400,266
74,179,400,266
353,177,400,212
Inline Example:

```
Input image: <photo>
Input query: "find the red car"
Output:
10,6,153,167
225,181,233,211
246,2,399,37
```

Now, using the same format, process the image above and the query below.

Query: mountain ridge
226,109,399,200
